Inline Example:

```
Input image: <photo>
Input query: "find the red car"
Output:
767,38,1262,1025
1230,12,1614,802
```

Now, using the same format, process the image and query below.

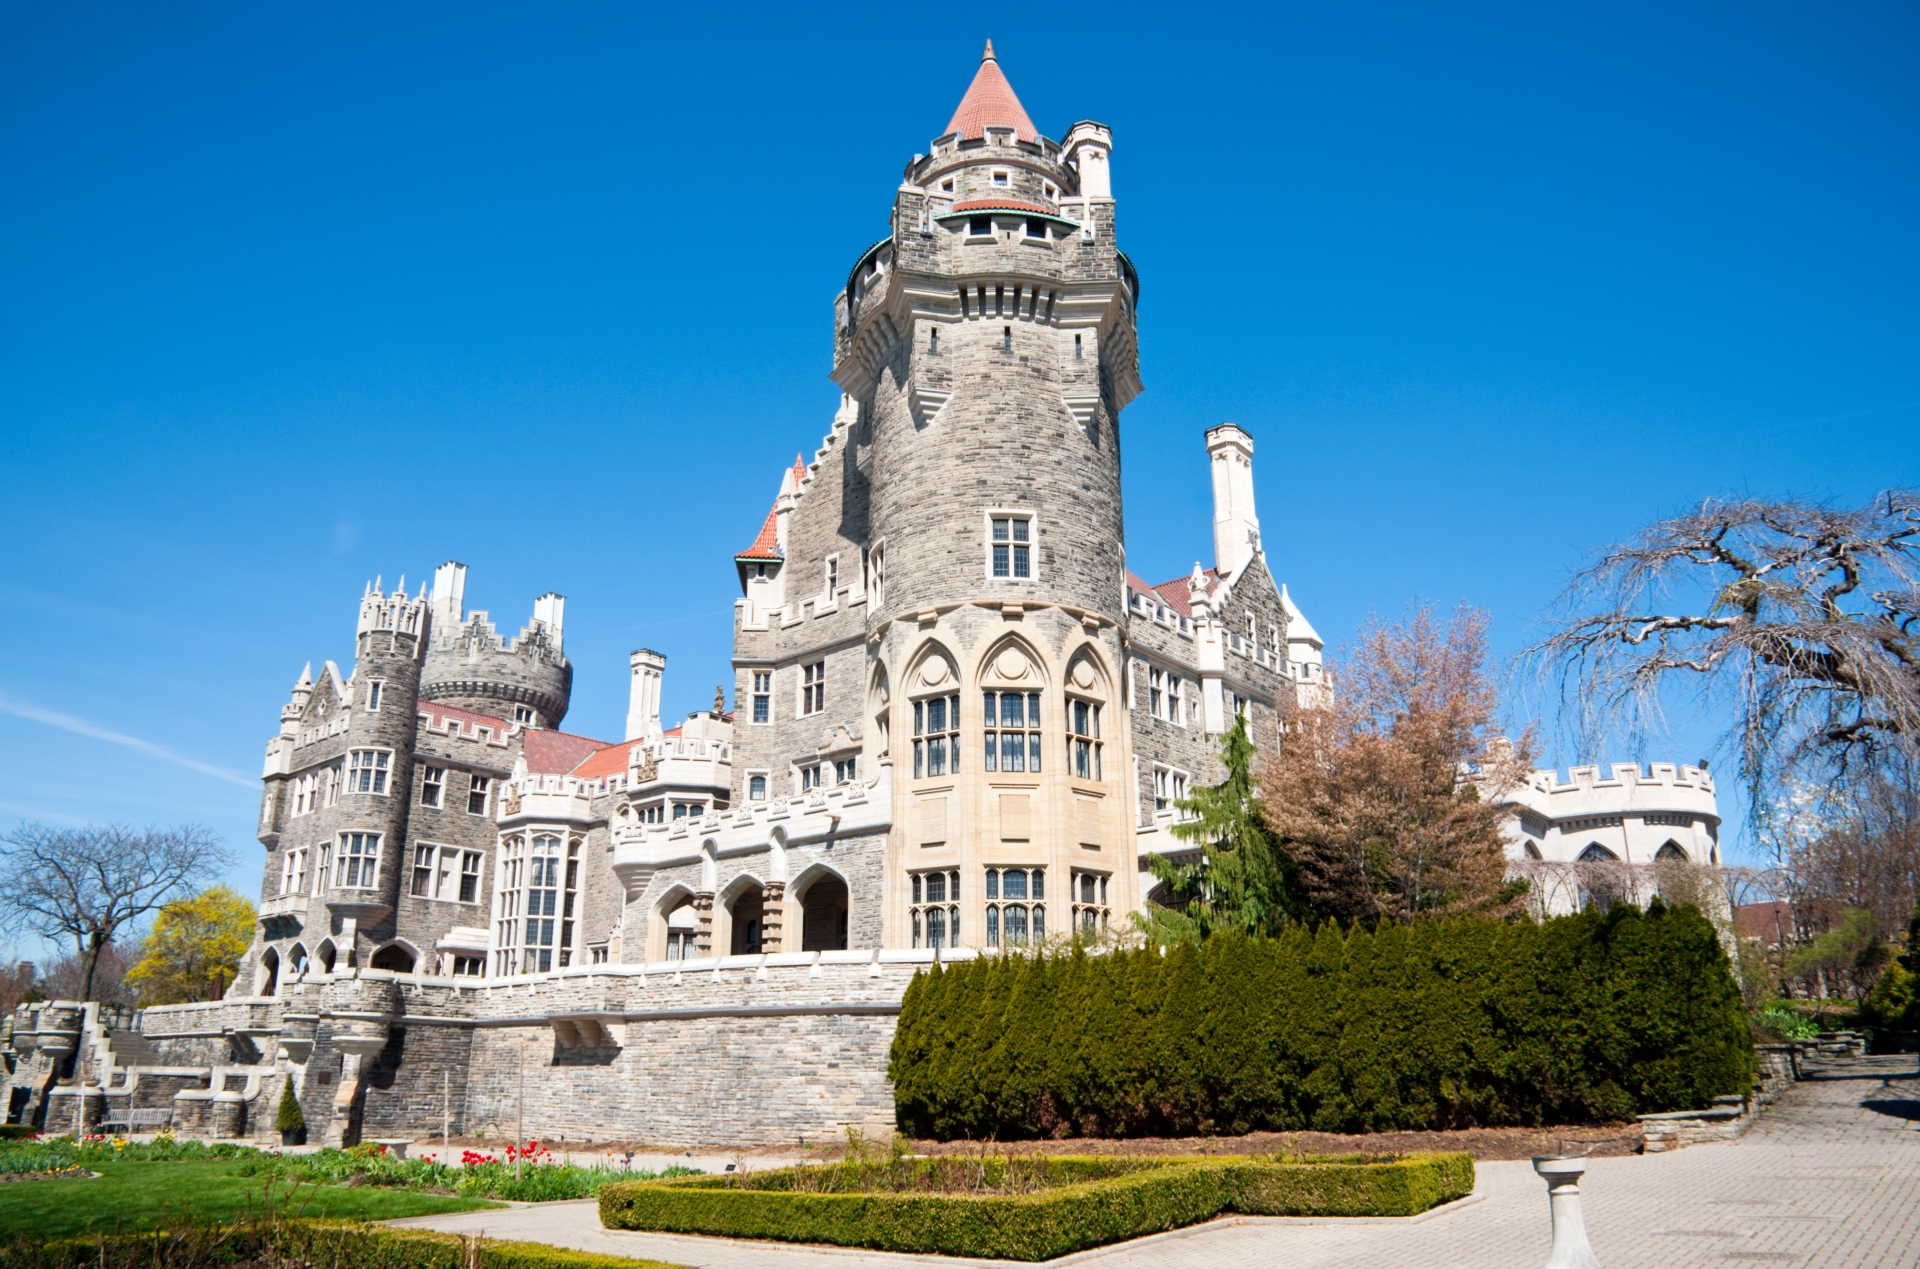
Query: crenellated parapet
420,561,572,728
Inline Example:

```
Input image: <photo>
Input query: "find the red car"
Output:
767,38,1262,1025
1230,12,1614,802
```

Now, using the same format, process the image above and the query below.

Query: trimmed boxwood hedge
892,902,1754,1139
2,1223,690,1269
597,1153,1473,1261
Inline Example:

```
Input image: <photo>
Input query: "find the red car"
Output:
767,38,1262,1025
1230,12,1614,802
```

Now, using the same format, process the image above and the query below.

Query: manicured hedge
1,1223,689,1269
597,1153,1473,1261
892,901,1754,1139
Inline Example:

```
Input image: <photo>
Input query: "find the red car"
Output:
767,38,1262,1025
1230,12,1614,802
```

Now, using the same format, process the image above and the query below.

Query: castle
2,45,1717,1147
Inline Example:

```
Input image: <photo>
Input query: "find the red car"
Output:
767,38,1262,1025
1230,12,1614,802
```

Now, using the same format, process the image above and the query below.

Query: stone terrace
390,1053,1920,1268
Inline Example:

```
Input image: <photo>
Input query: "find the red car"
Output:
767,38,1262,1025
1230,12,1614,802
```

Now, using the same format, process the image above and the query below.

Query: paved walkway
387,1054,1920,1268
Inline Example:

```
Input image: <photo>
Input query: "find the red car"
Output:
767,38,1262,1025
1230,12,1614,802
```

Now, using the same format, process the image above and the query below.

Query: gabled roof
521,727,612,776
943,41,1038,143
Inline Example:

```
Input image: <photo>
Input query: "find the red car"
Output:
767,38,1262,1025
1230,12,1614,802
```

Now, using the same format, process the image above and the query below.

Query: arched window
1577,843,1619,863
796,870,849,951
369,943,416,973
1655,841,1689,862
256,948,279,997
1064,656,1108,782
984,867,1045,946
909,656,960,780
289,943,309,975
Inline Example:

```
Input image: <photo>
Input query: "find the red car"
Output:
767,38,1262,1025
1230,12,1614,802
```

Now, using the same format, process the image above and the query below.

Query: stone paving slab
386,1055,1920,1268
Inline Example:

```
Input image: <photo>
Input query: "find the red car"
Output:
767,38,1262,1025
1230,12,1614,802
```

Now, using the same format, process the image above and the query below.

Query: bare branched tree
0,824,232,1002
1526,492,1920,809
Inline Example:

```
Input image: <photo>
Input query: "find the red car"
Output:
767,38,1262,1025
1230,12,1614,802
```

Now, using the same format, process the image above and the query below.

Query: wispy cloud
0,694,254,787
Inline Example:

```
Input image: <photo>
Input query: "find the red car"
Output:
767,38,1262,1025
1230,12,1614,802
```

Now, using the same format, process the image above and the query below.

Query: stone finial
713,685,726,715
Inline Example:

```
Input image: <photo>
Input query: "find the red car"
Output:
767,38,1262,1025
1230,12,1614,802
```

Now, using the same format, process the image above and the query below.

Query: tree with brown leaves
1261,605,1533,924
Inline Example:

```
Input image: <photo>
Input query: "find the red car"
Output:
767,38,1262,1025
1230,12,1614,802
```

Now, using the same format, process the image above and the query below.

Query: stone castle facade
5,46,1709,1148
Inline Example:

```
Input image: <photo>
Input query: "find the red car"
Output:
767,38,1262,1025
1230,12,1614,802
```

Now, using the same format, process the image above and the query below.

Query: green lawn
0,1158,500,1240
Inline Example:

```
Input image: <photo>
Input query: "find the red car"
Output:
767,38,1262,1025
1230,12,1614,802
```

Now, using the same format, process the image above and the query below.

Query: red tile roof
944,41,1038,143
952,199,1052,216
737,507,781,560
522,727,613,776
1126,568,1220,621
568,740,643,781
416,699,513,734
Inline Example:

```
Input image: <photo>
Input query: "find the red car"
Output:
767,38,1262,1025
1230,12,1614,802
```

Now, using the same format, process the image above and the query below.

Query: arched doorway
798,872,849,951
727,883,766,955
316,940,337,973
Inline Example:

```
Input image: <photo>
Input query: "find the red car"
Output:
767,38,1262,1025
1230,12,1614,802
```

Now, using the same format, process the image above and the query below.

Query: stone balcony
258,894,308,920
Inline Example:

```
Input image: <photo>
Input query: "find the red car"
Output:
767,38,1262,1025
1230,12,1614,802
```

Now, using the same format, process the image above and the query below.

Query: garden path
385,1054,1920,1268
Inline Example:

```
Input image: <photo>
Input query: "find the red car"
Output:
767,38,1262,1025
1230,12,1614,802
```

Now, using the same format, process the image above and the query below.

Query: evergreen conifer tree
1138,714,1301,944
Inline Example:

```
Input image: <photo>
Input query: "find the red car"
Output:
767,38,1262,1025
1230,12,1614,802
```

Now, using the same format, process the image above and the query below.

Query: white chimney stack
431,561,467,630
627,648,666,742
1205,424,1260,580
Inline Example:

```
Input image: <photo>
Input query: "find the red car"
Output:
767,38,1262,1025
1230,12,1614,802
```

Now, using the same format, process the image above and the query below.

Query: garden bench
101,1108,172,1133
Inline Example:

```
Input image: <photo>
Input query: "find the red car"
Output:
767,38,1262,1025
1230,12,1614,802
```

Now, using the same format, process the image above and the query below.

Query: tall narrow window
280,847,307,896
825,556,839,596
749,774,768,801
1074,333,1082,359
913,693,961,779
1069,699,1103,781
908,869,960,950
802,661,826,715
984,867,1044,946
1002,325,1011,351
334,833,380,889
1071,869,1111,933
511,834,576,974
1148,668,1164,719
458,850,482,903
752,671,772,723
929,327,939,352
365,680,383,712
983,691,1042,773
347,749,390,794
467,774,491,816
420,766,445,808
410,844,435,897
990,516,1032,579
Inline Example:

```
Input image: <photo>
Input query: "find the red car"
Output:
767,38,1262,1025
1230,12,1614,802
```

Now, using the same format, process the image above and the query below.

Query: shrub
276,1080,305,1134
5,1223,688,1269
598,1153,1471,1261
892,903,1753,1138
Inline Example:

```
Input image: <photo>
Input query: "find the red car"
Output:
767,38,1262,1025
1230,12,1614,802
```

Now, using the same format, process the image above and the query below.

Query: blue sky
2,0,1915,905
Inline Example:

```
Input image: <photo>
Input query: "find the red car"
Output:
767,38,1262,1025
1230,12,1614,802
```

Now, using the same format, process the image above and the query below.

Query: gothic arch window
288,943,309,975
1578,843,1619,863
256,948,279,997
906,647,961,781
980,639,1045,774
369,941,417,974
315,940,337,973
1064,652,1110,782
721,874,766,956
1523,840,1543,860
870,663,892,759
1655,841,1688,862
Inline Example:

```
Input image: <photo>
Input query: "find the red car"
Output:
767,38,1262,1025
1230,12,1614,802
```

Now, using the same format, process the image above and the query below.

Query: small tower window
1025,218,1046,239
941,179,954,192
929,327,938,353
992,170,1009,185
1002,325,1012,351
967,216,991,236
1074,333,1082,359
749,773,767,801
365,680,383,712
991,516,1032,579
1044,183,1056,199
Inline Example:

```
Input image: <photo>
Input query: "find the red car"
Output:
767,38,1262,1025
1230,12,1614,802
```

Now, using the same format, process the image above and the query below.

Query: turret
418,562,573,728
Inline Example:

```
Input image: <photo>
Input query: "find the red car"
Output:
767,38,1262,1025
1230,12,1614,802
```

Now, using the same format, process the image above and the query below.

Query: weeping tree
1137,714,1302,944
1527,492,1920,817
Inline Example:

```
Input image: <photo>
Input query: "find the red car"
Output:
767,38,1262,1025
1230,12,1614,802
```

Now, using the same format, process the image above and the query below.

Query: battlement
1524,762,1716,800
420,563,572,728
355,577,427,640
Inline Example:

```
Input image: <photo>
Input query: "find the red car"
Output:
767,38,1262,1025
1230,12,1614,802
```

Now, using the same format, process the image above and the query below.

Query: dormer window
991,170,1009,186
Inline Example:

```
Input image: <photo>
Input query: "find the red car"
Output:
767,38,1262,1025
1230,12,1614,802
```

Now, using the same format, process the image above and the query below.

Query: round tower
832,43,1144,949
419,561,573,728
839,41,1139,626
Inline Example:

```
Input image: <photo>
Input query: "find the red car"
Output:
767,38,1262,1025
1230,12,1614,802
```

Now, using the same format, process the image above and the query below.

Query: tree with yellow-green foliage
125,885,255,1005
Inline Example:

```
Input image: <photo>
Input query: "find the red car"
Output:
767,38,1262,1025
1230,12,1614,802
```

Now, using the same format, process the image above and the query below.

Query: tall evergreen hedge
890,901,1753,1139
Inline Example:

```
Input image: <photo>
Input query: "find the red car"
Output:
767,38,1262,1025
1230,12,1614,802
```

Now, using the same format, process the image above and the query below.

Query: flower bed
598,1151,1474,1261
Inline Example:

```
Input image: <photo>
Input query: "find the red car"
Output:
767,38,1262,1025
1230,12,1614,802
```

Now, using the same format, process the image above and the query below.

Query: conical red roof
944,40,1038,143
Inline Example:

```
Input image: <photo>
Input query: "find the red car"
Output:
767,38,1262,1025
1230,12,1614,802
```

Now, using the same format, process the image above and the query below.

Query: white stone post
1533,1155,1604,1269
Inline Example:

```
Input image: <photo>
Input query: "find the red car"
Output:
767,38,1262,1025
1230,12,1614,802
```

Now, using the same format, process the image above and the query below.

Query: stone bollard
1533,1155,1603,1269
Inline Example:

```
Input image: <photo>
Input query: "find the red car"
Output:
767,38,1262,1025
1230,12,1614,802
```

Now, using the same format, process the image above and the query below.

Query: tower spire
943,40,1038,142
